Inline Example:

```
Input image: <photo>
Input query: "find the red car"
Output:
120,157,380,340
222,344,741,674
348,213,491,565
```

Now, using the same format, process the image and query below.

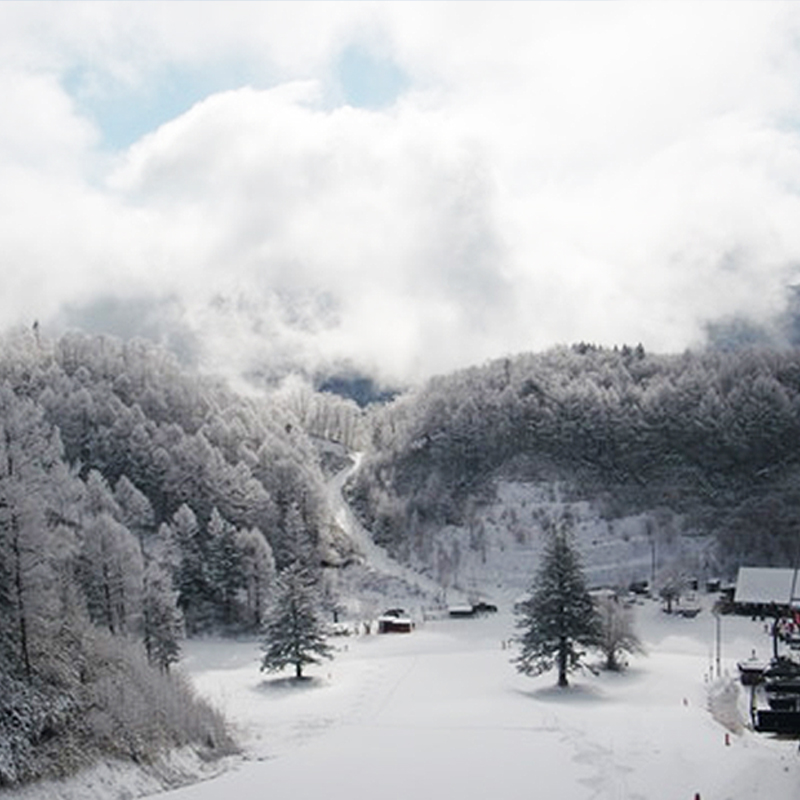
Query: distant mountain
315,370,400,407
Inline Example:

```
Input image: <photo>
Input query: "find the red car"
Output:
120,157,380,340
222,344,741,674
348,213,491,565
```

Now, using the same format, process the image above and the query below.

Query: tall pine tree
260,562,332,680
514,522,601,687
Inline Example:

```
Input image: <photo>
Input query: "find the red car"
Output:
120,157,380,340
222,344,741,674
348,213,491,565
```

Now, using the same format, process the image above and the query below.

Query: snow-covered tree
83,470,122,519
514,523,601,687
236,528,275,629
114,474,155,545
142,560,182,673
207,508,242,626
151,521,180,575
171,504,208,634
655,562,687,614
596,594,644,671
276,500,317,570
78,512,143,636
260,562,332,679
0,388,79,678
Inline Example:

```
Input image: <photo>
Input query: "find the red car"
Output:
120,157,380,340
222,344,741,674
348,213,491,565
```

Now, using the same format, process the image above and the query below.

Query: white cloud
2,2,800,386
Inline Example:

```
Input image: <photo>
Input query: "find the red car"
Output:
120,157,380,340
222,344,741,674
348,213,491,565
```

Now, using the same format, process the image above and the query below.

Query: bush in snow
0,625,237,789
596,595,645,671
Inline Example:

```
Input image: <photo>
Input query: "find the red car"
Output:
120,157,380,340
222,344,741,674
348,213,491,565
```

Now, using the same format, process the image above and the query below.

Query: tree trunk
295,661,303,679
558,636,568,687
11,515,32,679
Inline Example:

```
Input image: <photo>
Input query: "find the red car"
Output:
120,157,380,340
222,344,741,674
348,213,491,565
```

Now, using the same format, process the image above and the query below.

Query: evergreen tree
260,562,332,679
207,508,242,627
171,504,208,634
514,523,601,687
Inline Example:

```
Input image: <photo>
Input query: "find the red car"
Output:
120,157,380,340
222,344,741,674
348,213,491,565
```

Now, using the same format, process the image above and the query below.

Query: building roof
734,567,800,606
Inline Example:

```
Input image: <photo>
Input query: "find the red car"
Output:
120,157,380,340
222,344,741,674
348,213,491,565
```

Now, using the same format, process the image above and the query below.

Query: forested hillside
0,328,359,788
348,343,800,575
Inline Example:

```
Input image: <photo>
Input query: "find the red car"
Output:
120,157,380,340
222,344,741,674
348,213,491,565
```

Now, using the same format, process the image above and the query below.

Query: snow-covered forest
3,325,800,792
0,327,354,787
349,342,800,574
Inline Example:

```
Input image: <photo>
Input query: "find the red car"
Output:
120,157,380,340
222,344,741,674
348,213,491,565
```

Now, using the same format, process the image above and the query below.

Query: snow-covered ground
8,595,800,800
160,596,796,800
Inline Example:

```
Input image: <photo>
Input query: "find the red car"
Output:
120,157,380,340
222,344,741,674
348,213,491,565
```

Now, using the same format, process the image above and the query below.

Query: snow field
168,598,799,800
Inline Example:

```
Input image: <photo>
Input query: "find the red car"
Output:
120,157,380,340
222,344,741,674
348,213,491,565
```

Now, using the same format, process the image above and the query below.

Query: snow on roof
734,567,800,605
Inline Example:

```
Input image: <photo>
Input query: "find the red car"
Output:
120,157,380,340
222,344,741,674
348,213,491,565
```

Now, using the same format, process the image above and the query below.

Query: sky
3,1,800,389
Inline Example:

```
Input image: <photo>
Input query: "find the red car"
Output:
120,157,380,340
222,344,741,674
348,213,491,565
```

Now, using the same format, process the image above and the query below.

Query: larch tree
260,561,332,680
0,387,77,679
236,527,275,629
114,474,156,546
142,559,183,673
207,508,242,627
78,511,143,636
514,523,601,687
276,500,317,570
82,469,122,519
171,503,207,634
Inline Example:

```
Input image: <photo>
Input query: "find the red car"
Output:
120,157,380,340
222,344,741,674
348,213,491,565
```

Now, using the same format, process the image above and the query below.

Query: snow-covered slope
321,451,450,617
423,478,712,600
326,447,711,615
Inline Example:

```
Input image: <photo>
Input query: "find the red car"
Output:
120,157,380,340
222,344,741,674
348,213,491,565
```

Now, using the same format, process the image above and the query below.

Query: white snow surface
167,602,800,800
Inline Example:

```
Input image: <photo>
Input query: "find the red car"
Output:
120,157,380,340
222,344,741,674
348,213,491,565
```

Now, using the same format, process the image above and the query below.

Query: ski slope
167,598,798,800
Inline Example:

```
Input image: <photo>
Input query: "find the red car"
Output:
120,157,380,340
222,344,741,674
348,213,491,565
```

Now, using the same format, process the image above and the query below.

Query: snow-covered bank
0,746,235,800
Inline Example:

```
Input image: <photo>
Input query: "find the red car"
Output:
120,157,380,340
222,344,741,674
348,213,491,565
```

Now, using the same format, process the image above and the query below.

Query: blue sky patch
335,44,409,110
63,60,269,151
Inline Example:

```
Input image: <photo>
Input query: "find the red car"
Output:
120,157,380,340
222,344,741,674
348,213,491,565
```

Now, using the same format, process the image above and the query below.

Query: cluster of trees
0,328,333,636
0,383,237,786
0,328,337,787
349,343,800,573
